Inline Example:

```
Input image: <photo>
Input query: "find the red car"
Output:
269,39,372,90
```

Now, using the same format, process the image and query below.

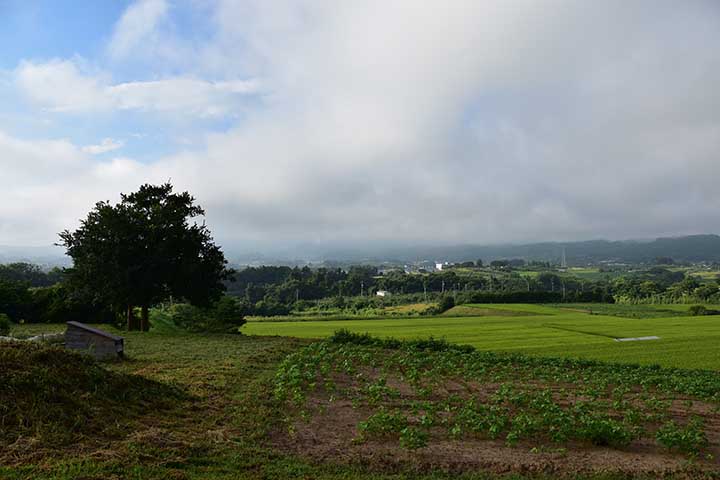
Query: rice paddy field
244,303,720,370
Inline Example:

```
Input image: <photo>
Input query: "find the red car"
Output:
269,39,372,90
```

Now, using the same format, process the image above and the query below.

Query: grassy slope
2,330,316,480
244,304,720,370
0,341,182,457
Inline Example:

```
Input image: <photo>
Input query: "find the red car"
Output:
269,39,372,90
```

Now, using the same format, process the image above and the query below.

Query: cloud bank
2,0,720,255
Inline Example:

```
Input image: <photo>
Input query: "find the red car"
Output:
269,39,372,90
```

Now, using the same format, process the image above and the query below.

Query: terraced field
244,303,720,370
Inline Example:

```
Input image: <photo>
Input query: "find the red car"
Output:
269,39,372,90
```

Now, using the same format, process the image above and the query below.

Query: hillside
266,234,720,264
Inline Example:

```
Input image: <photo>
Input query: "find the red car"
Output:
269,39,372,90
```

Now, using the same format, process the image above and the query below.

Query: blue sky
0,0,246,162
1,1,719,254
0,1,127,68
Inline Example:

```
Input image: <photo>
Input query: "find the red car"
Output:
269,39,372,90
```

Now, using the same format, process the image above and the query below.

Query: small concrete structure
65,321,124,360
376,290,389,297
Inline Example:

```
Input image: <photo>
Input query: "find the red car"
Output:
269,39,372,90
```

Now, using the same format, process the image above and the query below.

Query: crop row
274,331,719,457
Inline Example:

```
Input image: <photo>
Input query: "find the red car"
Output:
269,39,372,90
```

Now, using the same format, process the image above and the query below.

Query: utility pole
441,280,445,293
296,289,299,303
423,283,427,301
361,280,364,297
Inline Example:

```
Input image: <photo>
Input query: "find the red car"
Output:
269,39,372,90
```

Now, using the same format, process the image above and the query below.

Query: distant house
65,321,124,360
376,290,389,297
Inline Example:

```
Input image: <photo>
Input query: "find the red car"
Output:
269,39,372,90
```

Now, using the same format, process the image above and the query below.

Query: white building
376,290,389,297
435,262,444,271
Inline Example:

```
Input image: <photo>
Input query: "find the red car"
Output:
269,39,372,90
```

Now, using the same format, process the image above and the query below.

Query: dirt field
273,336,720,477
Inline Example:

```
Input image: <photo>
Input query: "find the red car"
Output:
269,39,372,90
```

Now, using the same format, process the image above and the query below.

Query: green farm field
244,303,720,370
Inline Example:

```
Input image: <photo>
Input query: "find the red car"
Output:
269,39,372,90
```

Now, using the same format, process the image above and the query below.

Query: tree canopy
59,183,232,330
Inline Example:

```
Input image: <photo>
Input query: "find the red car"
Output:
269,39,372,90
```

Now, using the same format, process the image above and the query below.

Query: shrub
436,295,455,313
688,305,720,316
254,298,291,316
329,329,475,353
162,296,247,333
0,313,11,336
210,296,248,332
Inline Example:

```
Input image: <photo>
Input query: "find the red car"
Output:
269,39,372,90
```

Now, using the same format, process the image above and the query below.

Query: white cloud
3,1,720,252
0,131,160,246
108,0,168,60
108,77,260,116
14,60,112,112
82,138,125,155
14,59,259,116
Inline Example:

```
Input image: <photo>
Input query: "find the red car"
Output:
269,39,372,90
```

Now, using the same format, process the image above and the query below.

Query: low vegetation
273,331,720,475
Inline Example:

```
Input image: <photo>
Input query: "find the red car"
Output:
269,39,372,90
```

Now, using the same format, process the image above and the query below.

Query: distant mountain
229,234,720,265
0,245,69,267
393,235,720,265
5,234,720,268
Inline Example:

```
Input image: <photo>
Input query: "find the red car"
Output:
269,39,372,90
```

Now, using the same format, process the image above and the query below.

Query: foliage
154,296,248,333
29,283,116,324
689,305,720,316
656,418,708,454
0,279,32,321
58,183,232,330
0,262,63,287
434,295,455,314
0,280,115,324
0,313,11,335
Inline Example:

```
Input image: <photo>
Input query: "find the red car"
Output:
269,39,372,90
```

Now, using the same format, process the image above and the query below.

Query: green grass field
244,303,720,370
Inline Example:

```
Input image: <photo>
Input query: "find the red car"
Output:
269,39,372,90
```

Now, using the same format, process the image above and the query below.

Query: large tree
59,183,232,331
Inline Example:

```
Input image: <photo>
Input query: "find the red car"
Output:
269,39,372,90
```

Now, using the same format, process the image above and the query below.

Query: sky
1,0,719,255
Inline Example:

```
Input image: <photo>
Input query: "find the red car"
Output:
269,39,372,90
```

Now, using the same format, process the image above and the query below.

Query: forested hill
275,234,720,264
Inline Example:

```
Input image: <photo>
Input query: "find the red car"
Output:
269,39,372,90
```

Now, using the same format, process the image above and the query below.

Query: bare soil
271,371,720,478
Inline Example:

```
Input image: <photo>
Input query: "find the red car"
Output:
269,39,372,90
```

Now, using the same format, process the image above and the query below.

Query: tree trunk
126,305,134,331
140,305,149,332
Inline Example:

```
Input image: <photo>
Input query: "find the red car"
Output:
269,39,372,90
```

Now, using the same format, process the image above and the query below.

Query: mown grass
244,304,720,370
0,341,183,459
